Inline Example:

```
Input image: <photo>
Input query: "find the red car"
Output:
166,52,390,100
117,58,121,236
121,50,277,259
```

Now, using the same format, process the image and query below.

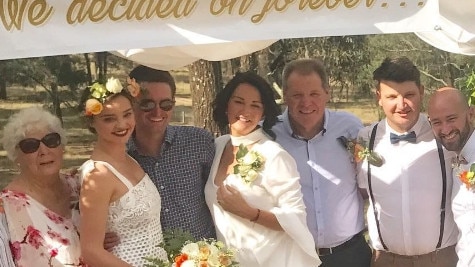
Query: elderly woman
0,106,84,267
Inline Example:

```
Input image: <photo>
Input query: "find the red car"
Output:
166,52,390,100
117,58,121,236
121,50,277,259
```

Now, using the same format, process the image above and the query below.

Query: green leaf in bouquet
235,144,248,160
367,151,384,167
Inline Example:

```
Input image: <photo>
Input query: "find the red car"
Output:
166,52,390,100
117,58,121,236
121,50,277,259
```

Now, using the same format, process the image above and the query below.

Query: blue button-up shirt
128,125,216,239
273,108,365,248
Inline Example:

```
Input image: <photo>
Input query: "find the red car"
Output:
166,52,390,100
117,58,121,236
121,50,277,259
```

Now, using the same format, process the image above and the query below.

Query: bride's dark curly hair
212,71,281,139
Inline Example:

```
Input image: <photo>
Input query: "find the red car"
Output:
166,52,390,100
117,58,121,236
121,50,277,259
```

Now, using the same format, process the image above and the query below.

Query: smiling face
284,72,330,139
91,95,135,145
428,89,474,153
377,80,424,133
15,129,64,178
227,83,264,137
134,82,174,137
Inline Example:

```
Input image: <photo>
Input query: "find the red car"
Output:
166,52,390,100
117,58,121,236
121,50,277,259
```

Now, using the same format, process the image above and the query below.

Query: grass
0,85,380,189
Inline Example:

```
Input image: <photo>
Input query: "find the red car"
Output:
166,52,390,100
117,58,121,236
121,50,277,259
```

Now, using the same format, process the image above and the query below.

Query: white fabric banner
1,0,438,63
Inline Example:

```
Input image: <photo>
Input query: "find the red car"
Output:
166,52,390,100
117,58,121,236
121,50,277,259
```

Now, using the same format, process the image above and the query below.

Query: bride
78,78,167,267
205,71,321,267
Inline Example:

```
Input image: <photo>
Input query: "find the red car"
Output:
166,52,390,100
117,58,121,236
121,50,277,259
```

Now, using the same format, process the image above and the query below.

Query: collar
459,130,475,164
385,113,425,136
127,126,176,155
230,128,267,146
282,107,328,140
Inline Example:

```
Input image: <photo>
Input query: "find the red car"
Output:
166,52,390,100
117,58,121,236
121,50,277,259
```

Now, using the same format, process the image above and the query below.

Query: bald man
428,87,475,267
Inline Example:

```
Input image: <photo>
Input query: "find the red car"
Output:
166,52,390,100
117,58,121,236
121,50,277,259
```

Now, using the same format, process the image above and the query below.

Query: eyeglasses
138,98,175,112
18,132,61,154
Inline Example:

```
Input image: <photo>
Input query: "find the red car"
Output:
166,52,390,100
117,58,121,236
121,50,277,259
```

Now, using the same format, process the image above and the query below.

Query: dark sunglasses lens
159,100,175,111
18,139,40,154
18,133,61,154
43,133,61,148
139,99,157,112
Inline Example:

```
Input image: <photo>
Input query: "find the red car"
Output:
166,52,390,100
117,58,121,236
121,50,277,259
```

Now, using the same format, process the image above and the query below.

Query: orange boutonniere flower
338,136,384,167
459,163,475,189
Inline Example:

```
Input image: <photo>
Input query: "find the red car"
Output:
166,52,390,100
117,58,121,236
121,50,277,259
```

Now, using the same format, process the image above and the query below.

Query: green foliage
462,71,475,105
144,229,196,267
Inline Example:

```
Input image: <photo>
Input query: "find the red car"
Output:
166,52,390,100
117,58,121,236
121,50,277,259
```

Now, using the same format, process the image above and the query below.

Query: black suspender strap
367,123,388,250
435,141,447,249
367,123,447,251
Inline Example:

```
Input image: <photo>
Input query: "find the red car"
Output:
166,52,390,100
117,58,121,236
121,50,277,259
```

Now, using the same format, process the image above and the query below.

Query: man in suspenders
428,87,475,267
357,57,458,267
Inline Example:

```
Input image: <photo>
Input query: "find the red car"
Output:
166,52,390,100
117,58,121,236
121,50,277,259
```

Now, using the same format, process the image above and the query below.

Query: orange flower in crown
126,77,142,97
84,77,124,116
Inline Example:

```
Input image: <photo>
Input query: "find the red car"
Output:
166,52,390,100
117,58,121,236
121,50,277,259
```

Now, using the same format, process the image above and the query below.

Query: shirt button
165,209,169,212
160,186,165,189
155,162,159,167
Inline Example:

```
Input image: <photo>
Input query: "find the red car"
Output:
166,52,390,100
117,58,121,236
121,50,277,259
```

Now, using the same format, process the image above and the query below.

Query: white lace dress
79,160,167,267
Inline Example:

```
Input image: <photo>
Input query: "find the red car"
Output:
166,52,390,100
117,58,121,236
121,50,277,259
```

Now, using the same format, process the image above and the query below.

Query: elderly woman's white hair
2,106,67,161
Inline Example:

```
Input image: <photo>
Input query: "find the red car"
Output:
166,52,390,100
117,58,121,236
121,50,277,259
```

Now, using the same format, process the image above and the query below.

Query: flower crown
84,77,143,116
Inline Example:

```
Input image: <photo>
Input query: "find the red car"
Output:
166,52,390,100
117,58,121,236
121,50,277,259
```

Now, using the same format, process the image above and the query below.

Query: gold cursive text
66,0,197,24
0,0,52,30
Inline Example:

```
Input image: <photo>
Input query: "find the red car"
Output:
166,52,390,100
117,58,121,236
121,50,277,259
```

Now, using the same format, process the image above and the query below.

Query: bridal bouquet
171,239,238,267
145,229,238,267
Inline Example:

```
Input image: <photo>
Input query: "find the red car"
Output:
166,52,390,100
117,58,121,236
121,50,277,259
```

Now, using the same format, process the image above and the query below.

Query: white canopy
415,0,475,56
1,0,473,69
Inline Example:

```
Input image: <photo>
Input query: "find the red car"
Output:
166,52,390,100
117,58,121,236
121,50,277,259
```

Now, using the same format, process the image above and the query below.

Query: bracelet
250,209,261,222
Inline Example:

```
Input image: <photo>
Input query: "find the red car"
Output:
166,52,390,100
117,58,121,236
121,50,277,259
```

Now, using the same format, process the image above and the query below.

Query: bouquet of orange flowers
145,229,238,267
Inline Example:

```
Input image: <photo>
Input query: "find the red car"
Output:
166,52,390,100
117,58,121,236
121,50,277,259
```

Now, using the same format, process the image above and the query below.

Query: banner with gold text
0,0,439,62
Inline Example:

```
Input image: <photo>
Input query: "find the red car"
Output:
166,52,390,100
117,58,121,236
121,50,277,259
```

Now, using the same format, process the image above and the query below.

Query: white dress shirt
452,130,475,267
273,108,366,248
357,115,458,255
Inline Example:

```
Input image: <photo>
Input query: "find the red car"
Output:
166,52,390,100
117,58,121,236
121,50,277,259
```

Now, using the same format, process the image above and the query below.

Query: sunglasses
18,132,61,154
138,98,175,112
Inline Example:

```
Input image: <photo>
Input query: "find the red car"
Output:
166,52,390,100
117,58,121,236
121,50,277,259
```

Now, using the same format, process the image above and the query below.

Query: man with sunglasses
126,65,216,240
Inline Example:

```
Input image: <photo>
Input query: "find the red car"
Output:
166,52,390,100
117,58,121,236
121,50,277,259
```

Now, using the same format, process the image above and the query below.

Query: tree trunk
84,53,93,84
50,82,63,124
189,60,222,135
0,72,6,100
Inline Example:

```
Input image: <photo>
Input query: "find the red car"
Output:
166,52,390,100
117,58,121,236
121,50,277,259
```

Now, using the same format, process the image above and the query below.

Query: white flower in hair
106,77,123,93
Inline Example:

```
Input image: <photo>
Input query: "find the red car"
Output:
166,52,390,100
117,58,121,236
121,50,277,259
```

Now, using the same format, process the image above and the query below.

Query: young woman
78,78,167,267
205,71,321,266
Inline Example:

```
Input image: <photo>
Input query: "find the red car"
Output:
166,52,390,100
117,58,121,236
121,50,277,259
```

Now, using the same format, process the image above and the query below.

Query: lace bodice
80,160,167,267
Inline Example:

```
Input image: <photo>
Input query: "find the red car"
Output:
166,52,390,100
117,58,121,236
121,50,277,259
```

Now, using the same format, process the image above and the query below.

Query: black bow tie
390,131,417,144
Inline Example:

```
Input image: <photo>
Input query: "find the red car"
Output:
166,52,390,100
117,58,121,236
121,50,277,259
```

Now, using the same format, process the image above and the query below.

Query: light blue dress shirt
273,108,365,248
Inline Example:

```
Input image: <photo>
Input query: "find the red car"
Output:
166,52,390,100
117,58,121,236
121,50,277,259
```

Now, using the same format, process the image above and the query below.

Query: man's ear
468,105,475,122
376,89,382,107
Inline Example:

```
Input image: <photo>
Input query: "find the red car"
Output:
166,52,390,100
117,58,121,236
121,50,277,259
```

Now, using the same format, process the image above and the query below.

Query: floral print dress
0,173,86,267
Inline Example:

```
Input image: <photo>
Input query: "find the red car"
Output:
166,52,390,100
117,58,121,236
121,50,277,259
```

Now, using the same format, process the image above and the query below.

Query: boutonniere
458,163,475,189
337,136,384,167
234,144,265,185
